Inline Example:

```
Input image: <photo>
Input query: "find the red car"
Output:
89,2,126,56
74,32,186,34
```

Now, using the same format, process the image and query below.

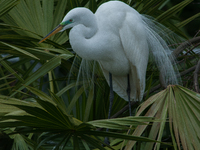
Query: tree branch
172,36,200,58
194,60,200,93
159,36,200,89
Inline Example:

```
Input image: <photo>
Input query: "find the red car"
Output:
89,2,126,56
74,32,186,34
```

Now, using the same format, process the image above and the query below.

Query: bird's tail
141,15,181,86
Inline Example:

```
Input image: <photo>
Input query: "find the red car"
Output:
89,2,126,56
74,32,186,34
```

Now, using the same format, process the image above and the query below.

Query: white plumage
39,1,179,102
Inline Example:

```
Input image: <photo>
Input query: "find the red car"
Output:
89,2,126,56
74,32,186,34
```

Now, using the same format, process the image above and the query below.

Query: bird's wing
118,12,149,101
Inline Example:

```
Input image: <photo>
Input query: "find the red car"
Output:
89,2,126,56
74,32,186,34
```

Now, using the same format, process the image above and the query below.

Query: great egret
39,0,179,133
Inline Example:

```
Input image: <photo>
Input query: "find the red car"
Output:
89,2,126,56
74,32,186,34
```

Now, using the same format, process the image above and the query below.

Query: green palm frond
0,86,161,149
0,0,19,18
126,85,200,150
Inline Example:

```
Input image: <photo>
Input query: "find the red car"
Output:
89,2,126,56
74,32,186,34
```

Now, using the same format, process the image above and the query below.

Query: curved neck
69,14,99,60
71,11,98,38
82,14,98,39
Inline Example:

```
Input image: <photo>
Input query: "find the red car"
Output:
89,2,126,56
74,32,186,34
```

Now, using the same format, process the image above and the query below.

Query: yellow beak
38,25,63,43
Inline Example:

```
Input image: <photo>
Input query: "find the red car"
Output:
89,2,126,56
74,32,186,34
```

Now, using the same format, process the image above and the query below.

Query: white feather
60,1,180,101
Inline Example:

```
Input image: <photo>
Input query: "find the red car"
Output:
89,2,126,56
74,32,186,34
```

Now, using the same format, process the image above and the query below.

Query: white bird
39,1,179,121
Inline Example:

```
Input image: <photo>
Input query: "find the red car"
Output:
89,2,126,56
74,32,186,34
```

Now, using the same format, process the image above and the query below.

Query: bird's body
39,0,179,105
39,1,179,144
68,1,149,101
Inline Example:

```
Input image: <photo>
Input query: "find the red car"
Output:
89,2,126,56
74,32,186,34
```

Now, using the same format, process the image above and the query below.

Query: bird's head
39,8,93,43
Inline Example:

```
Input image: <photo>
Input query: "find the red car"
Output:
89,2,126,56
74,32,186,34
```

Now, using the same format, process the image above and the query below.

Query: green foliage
0,0,199,149
0,86,159,149
125,85,200,150
0,0,19,18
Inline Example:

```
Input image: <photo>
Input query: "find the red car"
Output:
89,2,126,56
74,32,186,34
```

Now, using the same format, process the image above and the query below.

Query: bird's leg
104,72,114,145
127,74,132,136
127,74,132,116
108,72,114,119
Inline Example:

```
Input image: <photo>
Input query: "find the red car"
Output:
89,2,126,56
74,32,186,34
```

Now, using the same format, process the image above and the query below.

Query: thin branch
194,60,200,93
172,36,200,58
159,36,200,87
194,30,200,37
159,36,200,89
182,43,200,57
180,65,196,76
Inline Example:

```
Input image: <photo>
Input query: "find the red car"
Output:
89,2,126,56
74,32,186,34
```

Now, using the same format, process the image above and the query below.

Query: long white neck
69,13,99,60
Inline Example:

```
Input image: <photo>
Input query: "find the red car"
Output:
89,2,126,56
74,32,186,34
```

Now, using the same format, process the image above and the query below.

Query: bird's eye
69,19,73,22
